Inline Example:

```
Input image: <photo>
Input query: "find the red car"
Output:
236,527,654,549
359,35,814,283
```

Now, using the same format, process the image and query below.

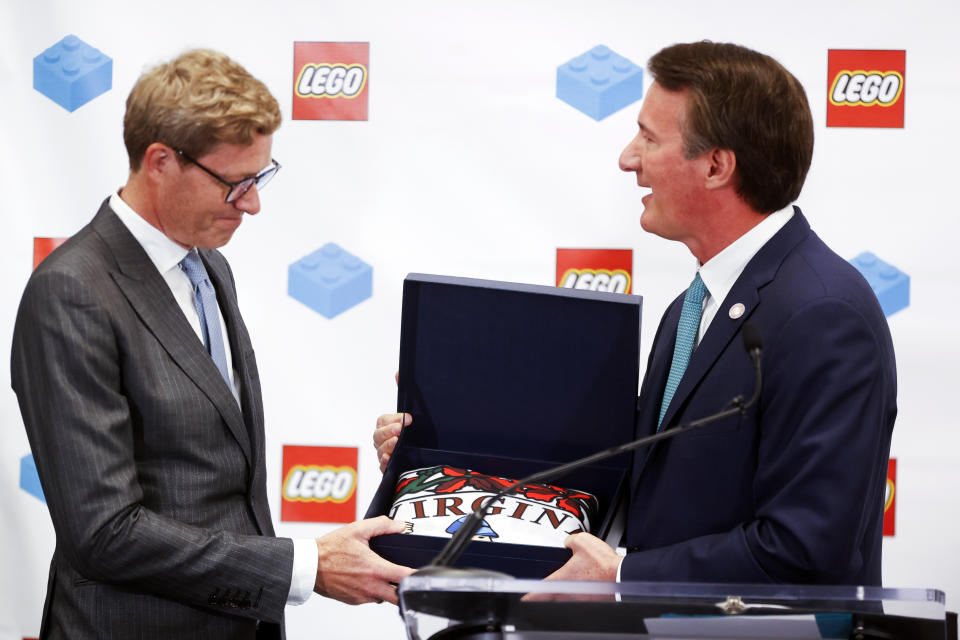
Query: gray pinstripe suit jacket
11,200,293,639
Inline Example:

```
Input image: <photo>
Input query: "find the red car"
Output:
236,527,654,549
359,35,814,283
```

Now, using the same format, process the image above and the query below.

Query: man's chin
196,233,236,250
639,208,657,234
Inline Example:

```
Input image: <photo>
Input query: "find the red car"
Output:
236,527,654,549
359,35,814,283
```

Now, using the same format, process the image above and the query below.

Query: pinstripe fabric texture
11,200,293,639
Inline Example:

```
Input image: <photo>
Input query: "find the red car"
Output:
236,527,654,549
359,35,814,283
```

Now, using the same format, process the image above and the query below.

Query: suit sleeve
11,268,294,622
621,297,893,583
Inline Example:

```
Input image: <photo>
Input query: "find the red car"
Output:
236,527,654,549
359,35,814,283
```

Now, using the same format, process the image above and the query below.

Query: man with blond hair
12,49,411,639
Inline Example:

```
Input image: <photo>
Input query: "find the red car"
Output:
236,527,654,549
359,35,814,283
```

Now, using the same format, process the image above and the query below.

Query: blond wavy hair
123,49,281,171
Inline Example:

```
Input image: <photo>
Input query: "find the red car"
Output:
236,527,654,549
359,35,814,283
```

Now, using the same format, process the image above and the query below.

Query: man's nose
619,138,641,173
234,184,261,215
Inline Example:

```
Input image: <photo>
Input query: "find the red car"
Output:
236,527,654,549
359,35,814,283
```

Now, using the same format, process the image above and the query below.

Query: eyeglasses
173,147,281,203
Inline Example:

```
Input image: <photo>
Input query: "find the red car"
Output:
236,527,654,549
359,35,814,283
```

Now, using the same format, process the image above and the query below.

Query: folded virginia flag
389,466,598,547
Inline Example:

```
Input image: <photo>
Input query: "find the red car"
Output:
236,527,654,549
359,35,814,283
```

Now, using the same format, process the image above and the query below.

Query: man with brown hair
547,41,897,585
12,49,411,639
375,41,896,587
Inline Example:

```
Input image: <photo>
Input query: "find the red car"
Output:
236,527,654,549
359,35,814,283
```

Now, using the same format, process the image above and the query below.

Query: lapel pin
728,303,745,319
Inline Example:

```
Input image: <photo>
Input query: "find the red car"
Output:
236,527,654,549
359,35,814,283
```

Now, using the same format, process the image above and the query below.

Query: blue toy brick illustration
288,243,372,318
20,454,45,503
34,34,113,112
849,252,909,317
557,45,644,121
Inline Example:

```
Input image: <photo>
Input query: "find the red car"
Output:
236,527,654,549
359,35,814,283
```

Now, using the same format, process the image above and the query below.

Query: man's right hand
374,412,411,473
543,532,620,582
314,516,414,605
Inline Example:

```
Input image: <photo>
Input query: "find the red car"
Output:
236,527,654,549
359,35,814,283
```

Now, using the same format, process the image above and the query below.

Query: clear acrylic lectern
399,575,951,640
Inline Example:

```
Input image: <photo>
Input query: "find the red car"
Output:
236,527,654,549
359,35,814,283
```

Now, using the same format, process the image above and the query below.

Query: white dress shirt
696,205,794,340
110,192,317,605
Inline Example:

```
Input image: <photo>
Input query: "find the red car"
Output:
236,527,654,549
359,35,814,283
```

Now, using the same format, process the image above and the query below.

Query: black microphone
742,321,762,356
416,323,764,576
741,322,762,406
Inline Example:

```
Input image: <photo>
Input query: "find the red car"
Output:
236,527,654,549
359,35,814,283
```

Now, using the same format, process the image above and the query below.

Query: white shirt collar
698,205,795,311
110,190,189,274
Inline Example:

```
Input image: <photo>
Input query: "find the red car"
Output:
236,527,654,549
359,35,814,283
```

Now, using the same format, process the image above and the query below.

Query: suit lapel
640,299,682,438
629,297,681,488
91,203,253,467
634,209,812,485
656,287,762,430
201,250,276,536
201,251,264,459
658,209,810,430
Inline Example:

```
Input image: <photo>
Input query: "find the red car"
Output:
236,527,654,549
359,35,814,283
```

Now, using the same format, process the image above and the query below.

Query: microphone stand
416,328,763,576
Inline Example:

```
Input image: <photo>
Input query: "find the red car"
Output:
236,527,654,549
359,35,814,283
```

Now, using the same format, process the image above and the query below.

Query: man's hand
314,516,414,605
544,533,620,582
374,412,411,473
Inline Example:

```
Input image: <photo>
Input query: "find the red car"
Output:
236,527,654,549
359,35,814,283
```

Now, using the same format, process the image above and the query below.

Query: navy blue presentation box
365,273,642,578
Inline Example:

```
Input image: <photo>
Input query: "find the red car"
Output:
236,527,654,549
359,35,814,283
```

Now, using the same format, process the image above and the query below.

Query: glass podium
399,574,952,640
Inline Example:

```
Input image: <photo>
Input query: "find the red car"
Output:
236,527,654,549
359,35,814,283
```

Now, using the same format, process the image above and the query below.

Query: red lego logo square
33,237,68,270
281,445,358,523
292,42,369,121
884,458,896,536
556,249,633,293
827,50,905,128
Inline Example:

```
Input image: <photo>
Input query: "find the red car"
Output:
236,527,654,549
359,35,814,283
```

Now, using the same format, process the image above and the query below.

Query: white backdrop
2,1,958,638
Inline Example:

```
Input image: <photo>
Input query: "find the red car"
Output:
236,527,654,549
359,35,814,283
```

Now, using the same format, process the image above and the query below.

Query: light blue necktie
657,272,708,431
180,250,233,392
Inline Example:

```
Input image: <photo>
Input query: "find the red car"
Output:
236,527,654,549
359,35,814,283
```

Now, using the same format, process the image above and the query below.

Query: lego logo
283,465,356,503
884,478,895,512
829,71,903,107
559,268,631,293
296,64,367,98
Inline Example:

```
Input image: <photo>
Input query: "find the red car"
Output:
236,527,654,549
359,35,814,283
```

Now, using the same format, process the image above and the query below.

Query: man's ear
705,147,737,190
140,142,176,182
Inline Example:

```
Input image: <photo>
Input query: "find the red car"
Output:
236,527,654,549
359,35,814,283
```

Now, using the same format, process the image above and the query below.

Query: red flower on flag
435,467,513,494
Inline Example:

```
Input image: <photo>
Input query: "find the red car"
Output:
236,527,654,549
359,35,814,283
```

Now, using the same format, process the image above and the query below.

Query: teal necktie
657,273,708,431
180,250,234,395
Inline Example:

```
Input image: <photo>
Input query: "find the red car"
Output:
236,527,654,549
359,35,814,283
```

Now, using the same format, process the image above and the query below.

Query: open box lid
395,273,642,468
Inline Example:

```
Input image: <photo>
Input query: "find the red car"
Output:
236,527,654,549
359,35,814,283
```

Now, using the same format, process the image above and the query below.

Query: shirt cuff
286,537,319,605
614,554,625,603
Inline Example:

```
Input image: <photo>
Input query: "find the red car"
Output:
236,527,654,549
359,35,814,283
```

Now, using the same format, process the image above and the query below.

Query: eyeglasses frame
172,147,280,203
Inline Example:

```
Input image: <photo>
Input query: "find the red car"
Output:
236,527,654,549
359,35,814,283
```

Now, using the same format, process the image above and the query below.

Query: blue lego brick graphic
557,45,644,121
33,34,113,112
289,243,372,318
850,252,910,317
20,454,45,503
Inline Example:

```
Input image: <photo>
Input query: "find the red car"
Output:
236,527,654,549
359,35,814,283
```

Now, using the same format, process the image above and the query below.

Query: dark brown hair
649,41,814,213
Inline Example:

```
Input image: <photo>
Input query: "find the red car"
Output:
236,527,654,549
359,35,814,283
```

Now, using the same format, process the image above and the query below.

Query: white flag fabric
389,466,598,547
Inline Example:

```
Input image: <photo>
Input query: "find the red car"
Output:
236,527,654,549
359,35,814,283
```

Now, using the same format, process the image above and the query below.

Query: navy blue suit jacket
621,208,896,585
